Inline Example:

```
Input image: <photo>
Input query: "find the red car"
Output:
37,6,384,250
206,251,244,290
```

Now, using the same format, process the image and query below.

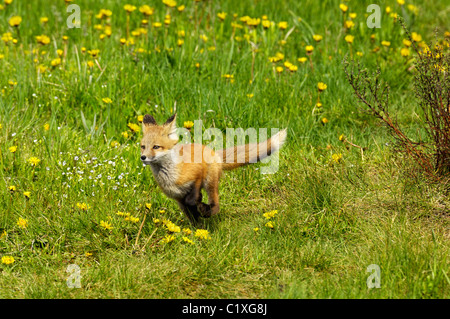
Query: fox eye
153,145,161,150
141,145,145,150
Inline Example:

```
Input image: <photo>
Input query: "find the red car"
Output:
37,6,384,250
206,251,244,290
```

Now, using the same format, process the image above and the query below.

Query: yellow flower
85,252,93,257
99,220,113,230
195,229,211,240
403,39,412,47
177,5,185,12
305,45,314,53
400,47,410,57
159,209,165,214
182,236,194,244
253,227,259,232
217,12,227,21
9,16,22,27
297,57,308,64
345,35,354,44
8,186,16,193
177,39,184,46
162,234,175,243
51,58,61,67
9,146,17,153
165,221,181,233
265,221,274,228
263,210,278,219
124,216,140,223
315,102,322,108
344,20,355,29
349,13,357,19
28,157,41,166
153,218,161,224
88,49,100,58
313,34,323,42
381,41,391,47
332,153,343,163
102,97,112,104
17,217,28,229
36,35,51,45
321,117,329,124
183,121,194,129
153,22,162,28
110,141,120,148
339,134,345,141
1,256,15,265
262,20,272,29
276,66,284,73
23,191,31,199
247,18,261,27
339,3,348,13
127,123,140,133
124,4,137,12
162,0,177,8
397,0,405,5
182,228,192,235
139,5,154,16
76,202,91,211
411,32,422,42
317,82,327,92
278,21,288,30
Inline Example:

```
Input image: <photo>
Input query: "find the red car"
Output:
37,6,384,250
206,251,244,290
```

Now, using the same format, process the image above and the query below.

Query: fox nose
140,155,146,161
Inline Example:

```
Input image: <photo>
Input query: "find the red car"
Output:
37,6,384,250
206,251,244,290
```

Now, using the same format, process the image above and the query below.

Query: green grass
0,0,449,298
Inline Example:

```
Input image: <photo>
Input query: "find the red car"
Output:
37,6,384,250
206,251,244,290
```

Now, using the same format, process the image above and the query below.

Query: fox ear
164,114,178,141
164,113,177,126
143,114,157,126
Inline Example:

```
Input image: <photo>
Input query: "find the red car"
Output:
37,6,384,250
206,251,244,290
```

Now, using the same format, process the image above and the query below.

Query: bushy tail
218,129,287,171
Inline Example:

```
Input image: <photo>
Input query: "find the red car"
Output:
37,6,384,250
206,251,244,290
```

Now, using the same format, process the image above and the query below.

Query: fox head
140,114,178,165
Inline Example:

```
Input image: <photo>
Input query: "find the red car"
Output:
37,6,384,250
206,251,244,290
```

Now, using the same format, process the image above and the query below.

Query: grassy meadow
0,0,449,298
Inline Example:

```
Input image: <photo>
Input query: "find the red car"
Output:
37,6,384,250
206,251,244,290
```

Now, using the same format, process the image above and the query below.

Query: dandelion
345,35,354,44
17,217,28,229
1,256,15,265
36,35,51,45
400,47,410,57
381,41,391,47
253,227,259,232
321,117,329,124
165,221,181,233
102,97,112,104
317,82,327,92
162,234,175,243
88,49,100,58
411,32,422,42
28,157,41,166
313,34,323,42
99,220,113,230
183,121,194,129
263,210,278,219
276,66,284,73
8,186,16,193
124,4,137,12
127,123,140,133
23,191,31,199
9,16,22,27
262,20,271,29
50,58,61,67
278,21,288,30
153,218,161,224
195,229,211,240
163,0,177,8
76,202,91,211
332,153,343,163
403,39,412,47
297,57,308,64
110,141,120,148
344,20,355,29
182,236,194,244
182,228,192,235
305,45,314,54
217,12,227,21
339,134,345,141
9,146,17,153
339,3,348,13
124,216,140,223
265,221,274,229
139,5,154,16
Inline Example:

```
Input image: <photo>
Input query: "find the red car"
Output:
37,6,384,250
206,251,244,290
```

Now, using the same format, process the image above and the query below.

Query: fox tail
217,129,287,171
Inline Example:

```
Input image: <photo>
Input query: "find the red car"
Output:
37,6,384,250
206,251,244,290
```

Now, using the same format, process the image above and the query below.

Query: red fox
140,114,287,224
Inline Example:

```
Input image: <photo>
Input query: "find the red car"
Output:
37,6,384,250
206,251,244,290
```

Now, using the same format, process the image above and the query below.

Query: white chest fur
149,150,192,200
